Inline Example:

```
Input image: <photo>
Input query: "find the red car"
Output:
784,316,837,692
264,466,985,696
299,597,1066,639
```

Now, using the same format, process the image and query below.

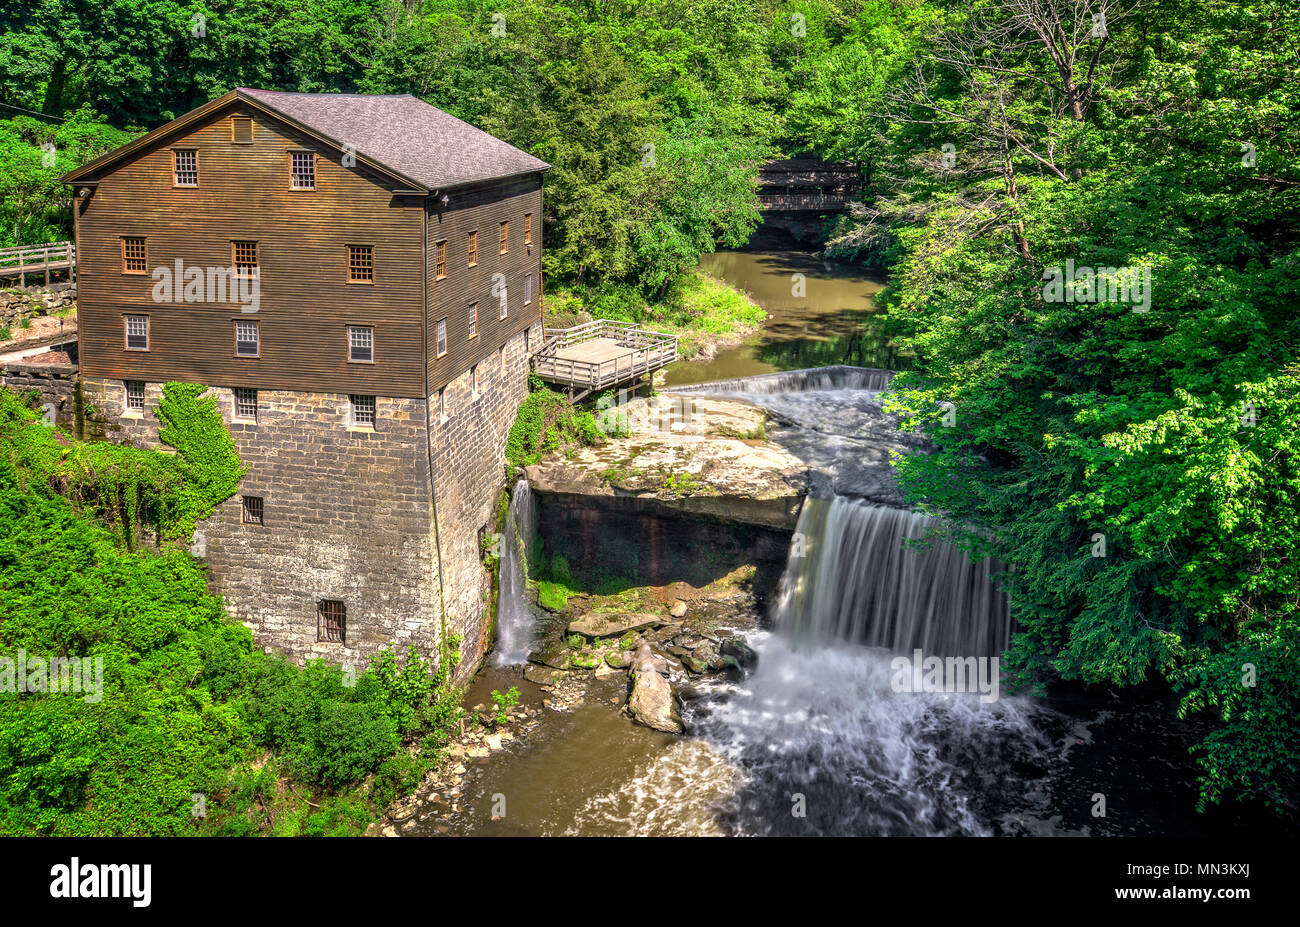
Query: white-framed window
125,315,149,350
467,303,478,339
436,318,447,357
235,321,259,357
173,149,198,186
524,273,533,305
125,380,146,412
350,395,376,428
234,387,258,421
290,151,315,190
348,326,374,362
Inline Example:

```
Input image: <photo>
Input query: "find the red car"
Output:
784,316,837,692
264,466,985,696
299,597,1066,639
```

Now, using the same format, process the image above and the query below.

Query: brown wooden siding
74,103,429,398
425,176,544,393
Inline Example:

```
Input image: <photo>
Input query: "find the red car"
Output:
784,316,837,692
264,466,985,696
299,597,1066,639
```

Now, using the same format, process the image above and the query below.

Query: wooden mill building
63,89,550,675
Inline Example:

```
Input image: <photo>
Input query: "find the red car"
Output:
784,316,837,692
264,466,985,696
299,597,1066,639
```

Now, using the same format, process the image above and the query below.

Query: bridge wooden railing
0,241,76,286
757,192,855,211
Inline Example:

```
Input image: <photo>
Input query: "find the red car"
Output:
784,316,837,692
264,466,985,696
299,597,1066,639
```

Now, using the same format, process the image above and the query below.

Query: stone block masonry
72,318,540,680
80,375,444,669
428,320,540,672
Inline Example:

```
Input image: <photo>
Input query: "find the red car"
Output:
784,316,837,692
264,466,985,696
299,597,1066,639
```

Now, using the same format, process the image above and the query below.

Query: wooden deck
532,319,678,398
0,241,76,286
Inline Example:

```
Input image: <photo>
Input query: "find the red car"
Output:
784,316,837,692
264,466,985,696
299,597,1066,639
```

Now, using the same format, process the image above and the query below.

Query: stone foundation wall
0,361,79,430
80,377,445,670
427,320,540,673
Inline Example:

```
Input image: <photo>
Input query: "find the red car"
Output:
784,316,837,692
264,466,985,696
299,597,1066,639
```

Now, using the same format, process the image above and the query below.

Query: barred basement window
234,387,258,420
290,151,315,190
350,394,376,428
232,240,258,278
235,320,259,357
241,495,264,525
524,213,533,246
125,380,145,412
436,318,447,357
467,302,478,339
348,326,374,362
347,245,374,283
318,600,346,643
125,315,149,350
499,220,509,254
122,237,147,274
467,230,478,267
173,149,198,186
435,240,447,280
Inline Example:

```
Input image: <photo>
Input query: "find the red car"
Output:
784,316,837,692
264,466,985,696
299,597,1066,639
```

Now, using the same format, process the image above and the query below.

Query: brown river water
661,249,902,387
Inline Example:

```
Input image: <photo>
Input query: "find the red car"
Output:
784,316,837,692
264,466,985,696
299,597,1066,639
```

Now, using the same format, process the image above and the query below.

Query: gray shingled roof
240,89,549,189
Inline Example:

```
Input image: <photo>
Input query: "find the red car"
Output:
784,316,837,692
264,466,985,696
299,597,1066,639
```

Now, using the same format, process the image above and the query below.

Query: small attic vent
231,116,253,144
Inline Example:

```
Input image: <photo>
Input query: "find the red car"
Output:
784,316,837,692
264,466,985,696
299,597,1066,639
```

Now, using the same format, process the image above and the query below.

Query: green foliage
858,0,1300,810
0,388,463,833
155,382,246,539
488,686,520,727
505,386,604,468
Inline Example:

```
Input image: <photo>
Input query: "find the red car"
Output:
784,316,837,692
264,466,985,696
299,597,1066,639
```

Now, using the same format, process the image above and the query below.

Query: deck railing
0,241,76,286
533,319,678,392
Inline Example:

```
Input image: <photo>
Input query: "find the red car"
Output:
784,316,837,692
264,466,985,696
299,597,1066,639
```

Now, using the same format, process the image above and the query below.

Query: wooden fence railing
0,241,76,286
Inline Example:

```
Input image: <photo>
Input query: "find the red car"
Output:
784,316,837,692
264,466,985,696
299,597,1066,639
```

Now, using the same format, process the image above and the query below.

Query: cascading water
666,368,1045,836
772,495,1010,657
492,480,540,666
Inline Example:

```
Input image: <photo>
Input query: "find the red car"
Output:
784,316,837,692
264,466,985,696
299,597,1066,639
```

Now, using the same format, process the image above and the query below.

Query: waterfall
772,495,1011,658
492,480,540,665
668,365,893,396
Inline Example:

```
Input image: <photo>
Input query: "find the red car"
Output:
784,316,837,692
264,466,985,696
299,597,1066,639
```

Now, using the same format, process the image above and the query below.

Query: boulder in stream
627,644,683,734
568,611,663,638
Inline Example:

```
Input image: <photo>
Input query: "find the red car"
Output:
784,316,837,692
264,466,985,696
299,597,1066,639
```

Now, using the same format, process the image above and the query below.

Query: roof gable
64,89,550,191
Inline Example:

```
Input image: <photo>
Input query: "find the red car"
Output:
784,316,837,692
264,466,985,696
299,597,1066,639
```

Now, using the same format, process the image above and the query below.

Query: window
122,237,147,274
438,388,447,422
525,273,533,305
233,241,258,278
124,315,149,350
290,151,315,190
499,220,509,254
470,364,478,399
235,320,259,357
498,344,506,373
436,318,447,357
242,495,264,525
173,149,198,186
350,395,376,428
435,240,447,280
318,600,346,644
124,380,145,412
467,231,478,267
347,245,374,283
234,387,258,420
499,285,508,320
348,326,374,362
231,116,253,144
524,326,530,352
467,303,478,339
524,213,533,246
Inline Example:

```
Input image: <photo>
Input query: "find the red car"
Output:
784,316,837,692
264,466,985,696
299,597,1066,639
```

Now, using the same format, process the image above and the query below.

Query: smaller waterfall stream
492,480,540,666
